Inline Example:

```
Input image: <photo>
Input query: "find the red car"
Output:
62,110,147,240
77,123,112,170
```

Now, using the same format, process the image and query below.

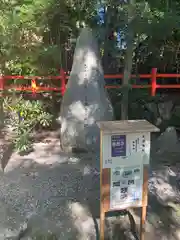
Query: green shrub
3,95,53,153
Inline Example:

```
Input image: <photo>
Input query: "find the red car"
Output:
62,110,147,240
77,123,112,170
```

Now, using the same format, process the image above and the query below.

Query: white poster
102,132,150,169
110,165,143,210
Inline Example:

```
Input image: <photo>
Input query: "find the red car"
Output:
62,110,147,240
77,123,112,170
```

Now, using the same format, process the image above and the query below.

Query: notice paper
110,165,143,209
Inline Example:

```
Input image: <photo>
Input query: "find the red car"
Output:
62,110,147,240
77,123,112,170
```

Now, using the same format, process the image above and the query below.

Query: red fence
1,68,180,97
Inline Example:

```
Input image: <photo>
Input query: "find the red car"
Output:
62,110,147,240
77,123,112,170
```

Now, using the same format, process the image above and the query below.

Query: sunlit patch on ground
69,202,96,239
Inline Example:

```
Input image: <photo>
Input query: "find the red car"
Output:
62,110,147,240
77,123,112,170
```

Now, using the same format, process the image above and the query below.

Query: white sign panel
102,132,150,169
110,165,143,210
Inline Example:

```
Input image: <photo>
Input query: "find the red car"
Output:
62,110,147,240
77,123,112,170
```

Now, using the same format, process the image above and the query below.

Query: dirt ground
0,128,180,239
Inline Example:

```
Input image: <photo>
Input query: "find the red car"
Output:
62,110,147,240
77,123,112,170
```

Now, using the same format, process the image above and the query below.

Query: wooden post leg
100,209,105,240
140,205,147,240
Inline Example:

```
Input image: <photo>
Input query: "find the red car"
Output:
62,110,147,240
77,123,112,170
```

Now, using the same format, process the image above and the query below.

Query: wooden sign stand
97,120,159,240
100,167,148,240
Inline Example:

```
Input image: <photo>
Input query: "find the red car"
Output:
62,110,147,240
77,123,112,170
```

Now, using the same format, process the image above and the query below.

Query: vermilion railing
0,68,180,97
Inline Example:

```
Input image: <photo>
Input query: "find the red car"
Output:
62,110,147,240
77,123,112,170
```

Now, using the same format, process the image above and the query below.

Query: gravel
0,133,180,239
0,139,100,239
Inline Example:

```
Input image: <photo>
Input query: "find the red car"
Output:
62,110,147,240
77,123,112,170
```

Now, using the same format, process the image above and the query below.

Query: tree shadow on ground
132,164,180,240
2,135,180,240
1,146,144,240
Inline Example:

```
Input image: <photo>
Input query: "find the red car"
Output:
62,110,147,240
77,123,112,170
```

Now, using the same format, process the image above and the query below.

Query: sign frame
97,120,159,240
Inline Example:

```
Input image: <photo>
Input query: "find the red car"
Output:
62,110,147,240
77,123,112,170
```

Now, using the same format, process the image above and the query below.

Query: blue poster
111,135,126,157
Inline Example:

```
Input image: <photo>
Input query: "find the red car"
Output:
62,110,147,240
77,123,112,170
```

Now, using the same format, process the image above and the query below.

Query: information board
110,165,143,209
102,132,150,168
97,120,159,240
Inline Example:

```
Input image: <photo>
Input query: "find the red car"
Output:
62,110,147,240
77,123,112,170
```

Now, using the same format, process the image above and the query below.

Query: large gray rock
152,127,178,154
60,28,114,152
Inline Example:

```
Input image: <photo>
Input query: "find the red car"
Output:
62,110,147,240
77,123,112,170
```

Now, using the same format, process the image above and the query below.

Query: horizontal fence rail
1,68,180,97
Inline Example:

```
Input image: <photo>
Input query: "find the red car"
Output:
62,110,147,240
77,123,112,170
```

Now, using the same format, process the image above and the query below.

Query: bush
3,95,53,153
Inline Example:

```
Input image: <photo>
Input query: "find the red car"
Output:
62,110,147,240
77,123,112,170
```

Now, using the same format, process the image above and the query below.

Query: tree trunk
103,6,111,72
0,70,4,128
121,0,135,120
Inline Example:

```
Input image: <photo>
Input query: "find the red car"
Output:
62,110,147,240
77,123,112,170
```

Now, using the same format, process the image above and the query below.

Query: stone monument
60,28,114,152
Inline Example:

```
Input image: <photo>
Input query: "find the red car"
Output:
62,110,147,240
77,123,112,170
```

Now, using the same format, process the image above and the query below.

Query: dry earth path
0,128,180,239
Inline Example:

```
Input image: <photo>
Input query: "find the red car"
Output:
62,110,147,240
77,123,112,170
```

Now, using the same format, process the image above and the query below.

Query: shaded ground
0,128,180,239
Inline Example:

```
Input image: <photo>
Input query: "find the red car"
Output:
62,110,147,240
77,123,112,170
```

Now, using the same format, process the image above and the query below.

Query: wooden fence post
151,68,157,96
60,69,66,96
0,76,4,92
31,79,37,98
